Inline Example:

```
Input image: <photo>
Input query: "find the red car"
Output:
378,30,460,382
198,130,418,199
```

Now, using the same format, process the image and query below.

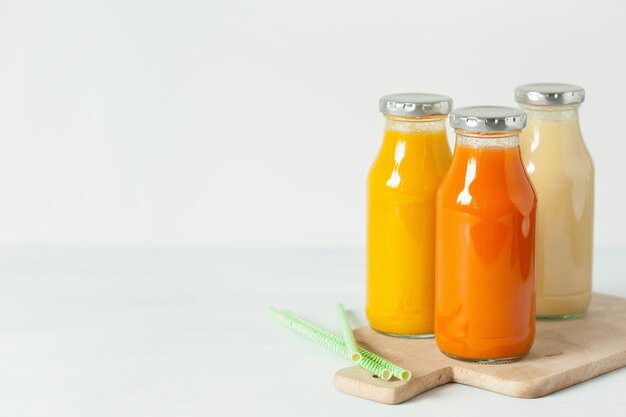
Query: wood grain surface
334,293,626,404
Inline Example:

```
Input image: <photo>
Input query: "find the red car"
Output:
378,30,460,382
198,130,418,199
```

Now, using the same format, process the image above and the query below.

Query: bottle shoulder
520,126,594,169
368,137,452,193
437,160,536,215
521,142,594,183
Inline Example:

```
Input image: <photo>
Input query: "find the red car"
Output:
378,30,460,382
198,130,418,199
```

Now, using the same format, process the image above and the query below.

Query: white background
2,3,626,416
1,0,626,248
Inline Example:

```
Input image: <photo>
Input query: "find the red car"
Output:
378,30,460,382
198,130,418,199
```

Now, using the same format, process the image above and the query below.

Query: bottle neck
519,104,581,124
384,114,447,134
450,131,526,184
455,130,521,149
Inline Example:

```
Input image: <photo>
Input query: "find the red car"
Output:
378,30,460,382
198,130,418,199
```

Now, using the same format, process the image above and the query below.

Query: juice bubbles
435,106,536,362
516,84,593,320
367,93,453,337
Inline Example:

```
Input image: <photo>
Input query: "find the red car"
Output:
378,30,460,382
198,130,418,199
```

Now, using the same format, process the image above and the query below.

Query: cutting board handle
334,363,453,404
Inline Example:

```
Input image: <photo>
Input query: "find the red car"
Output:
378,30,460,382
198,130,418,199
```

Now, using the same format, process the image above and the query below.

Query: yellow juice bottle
367,93,452,337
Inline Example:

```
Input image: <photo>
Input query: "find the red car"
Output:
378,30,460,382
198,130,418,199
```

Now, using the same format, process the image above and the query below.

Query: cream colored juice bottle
515,83,594,320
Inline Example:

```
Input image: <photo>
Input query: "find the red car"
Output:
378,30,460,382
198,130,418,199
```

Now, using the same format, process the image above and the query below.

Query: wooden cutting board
334,293,626,404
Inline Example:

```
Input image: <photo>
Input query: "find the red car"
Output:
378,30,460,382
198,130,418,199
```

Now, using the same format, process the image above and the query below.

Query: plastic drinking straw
284,311,412,382
268,308,391,380
335,303,361,364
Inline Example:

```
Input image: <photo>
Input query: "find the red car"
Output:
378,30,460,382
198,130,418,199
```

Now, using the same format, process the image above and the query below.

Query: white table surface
0,247,624,417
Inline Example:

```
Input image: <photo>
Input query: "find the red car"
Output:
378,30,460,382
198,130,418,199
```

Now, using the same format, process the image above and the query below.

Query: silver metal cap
450,106,526,132
379,93,452,117
515,83,585,106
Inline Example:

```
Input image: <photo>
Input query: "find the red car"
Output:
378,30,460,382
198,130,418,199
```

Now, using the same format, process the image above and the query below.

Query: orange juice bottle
435,106,537,362
367,93,453,338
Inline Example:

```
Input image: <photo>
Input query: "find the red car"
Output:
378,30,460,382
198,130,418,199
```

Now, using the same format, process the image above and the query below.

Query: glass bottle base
536,311,586,321
441,351,525,365
371,327,434,339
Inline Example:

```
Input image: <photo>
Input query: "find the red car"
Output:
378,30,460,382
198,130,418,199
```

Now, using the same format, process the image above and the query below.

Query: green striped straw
335,303,361,364
285,311,412,382
267,308,391,380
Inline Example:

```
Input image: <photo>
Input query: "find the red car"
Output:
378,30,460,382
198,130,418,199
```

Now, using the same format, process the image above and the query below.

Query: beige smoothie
517,90,594,318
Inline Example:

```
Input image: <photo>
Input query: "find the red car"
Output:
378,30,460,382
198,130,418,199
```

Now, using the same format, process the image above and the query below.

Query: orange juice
435,106,536,362
367,93,452,337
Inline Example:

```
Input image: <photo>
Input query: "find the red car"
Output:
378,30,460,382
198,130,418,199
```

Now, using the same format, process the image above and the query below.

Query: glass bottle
515,83,594,320
367,93,453,338
435,106,536,363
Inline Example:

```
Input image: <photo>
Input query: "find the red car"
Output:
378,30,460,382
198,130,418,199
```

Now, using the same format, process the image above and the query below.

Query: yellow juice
367,115,451,336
